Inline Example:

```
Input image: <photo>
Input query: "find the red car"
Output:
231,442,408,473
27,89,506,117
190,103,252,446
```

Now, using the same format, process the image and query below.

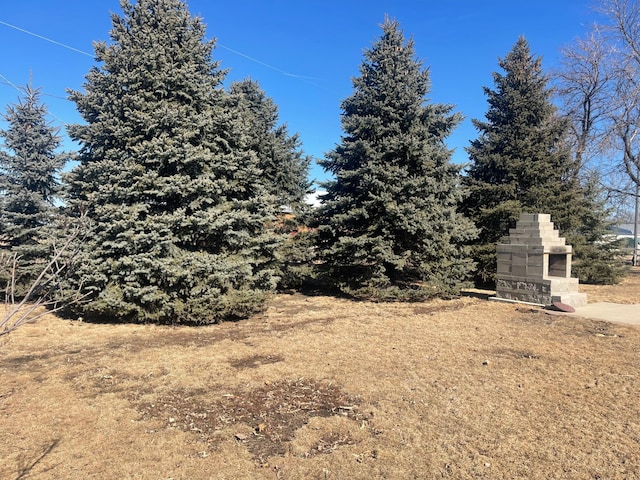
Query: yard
1,269,639,479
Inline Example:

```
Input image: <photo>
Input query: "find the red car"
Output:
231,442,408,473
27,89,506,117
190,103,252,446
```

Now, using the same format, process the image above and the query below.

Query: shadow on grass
15,438,60,480
460,289,495,301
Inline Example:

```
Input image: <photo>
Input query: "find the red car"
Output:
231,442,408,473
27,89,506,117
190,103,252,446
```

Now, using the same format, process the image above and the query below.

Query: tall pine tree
225,79,311,212
225,79,314,289
463,37,623,285
0,85,69,292
316,18,476,300
64,0,279,323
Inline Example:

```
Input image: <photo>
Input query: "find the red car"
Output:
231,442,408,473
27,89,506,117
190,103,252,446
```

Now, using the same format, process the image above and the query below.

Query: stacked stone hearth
494,213,588,308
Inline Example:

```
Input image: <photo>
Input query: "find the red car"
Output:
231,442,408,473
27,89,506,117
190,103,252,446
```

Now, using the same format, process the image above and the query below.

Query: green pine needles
315,18,477,300
0,85,69,294
64,0,282,323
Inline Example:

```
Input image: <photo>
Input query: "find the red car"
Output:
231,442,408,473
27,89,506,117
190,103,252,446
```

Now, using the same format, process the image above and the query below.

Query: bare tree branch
1,217,90,337
555,0,640,203
554,30,614,171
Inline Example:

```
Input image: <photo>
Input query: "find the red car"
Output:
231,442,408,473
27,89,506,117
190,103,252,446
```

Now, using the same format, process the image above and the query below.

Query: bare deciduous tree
555,31,613,171
598,0,640,187
555,0,640,264
556,0,640,184
1,219,90,337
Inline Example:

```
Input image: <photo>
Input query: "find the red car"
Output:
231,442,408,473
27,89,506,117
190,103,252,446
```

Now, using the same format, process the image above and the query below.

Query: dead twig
1,217,91,337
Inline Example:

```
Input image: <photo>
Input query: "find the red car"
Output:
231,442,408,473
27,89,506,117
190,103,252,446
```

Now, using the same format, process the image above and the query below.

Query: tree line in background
0,0,634,327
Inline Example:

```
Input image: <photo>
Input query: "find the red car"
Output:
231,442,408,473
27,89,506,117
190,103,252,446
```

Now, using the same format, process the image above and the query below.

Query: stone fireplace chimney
494,213,588,308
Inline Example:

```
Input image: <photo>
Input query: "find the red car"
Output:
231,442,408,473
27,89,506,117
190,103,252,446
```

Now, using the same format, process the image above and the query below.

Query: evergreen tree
0,85,68,292
226,79,311,211
463,37,624,285
561,172,625,284
226,79,314,290
64,0,279,324
316,18,477,300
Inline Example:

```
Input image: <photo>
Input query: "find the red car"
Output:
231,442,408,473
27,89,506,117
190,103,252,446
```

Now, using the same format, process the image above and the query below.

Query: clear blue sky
0,0,598,187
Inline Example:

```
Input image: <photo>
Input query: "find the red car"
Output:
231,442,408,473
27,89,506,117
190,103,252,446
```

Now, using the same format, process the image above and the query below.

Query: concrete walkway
573,302,640,326
464,288,640,326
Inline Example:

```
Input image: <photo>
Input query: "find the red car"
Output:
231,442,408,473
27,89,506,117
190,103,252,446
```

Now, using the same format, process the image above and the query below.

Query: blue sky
0,1,598,187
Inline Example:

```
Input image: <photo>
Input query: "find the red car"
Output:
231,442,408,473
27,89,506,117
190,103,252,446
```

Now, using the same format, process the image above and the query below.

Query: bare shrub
1,219,89,337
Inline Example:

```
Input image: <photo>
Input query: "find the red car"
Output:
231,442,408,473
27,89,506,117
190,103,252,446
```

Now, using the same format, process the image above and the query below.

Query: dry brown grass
1,268,639,479
579,266,640,303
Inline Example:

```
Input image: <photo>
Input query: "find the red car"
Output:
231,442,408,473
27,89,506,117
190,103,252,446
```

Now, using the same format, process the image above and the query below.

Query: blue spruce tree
316,18,477,300
64,0,280,323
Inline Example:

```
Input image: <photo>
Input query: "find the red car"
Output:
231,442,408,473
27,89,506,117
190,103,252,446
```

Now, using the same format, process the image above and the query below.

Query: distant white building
305,190,326,208
612,224,640,249
614,224,639,235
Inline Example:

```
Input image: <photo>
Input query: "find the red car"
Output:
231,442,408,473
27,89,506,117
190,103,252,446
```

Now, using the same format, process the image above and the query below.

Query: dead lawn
1,268,639,479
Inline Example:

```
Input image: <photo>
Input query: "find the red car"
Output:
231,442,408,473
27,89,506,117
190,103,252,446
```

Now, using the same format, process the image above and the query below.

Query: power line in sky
216,43,317,80
0,20,93,57
0,18,320,85
0,77,72,127
0,73,22,92
0,17,317,127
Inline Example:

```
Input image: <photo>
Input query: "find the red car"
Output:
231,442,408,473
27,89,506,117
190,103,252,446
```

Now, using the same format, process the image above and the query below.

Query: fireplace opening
548,254,567,277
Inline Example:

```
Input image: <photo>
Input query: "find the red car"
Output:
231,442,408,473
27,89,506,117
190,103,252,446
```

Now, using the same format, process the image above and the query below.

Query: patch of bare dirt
134,378,362,464
229,354,285,369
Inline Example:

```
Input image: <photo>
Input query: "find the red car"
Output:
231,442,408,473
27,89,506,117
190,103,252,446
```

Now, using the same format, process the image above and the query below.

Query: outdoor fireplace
494,213,588,307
